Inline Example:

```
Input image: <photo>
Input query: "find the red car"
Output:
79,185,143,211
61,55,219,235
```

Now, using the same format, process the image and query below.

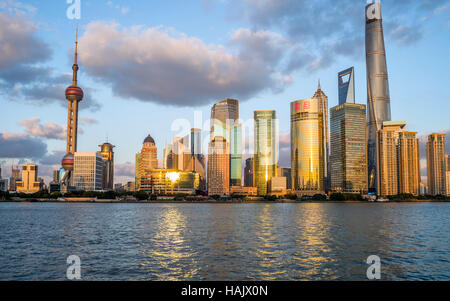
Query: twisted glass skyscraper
366,1,392,193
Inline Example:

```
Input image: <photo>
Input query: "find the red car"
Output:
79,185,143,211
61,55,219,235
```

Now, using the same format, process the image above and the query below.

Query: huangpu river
0,202,449,281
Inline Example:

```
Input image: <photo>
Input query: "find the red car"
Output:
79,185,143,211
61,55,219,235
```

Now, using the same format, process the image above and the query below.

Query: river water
0,202,448,280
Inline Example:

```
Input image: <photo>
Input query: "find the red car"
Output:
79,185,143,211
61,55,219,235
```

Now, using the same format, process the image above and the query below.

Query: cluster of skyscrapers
2,2,449,198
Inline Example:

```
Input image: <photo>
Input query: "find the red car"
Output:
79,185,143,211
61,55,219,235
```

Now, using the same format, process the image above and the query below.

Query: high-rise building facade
9,166,20,192
330,103,368,193
377,121,420,196
210,99,239,139
163,144,173,169
254,111,277,196
97,142,115,190
73,153,104,191
244,157,254,187
140,134,158,170
366,1,392,193
210,99,242,188
16,164,42,194
398,131,421,195
426,134,446,196
0,167,8,192
291,99,324,195
230,123,242,186
312,83,330,191
207,137,230,196
135,153,141,190
445,155,450,196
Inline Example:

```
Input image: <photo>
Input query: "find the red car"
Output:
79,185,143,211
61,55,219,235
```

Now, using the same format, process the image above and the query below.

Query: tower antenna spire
72,24,79,86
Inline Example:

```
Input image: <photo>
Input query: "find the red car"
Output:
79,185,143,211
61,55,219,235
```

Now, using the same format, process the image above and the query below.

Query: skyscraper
427,134,446,196
9,165,20,192
210,99,239,139
0,167,7,192
312,82,329,191
377,121,420,196
140,134,158,171
291,99,324,195
398,131,421,195
208,137,230,196
230,123,243,186
330,67,367,194
254,111,277,196
330,103,367,194
97,142,115,190
338,67,355,105
73,153,104,191
445,155,450,196
135,153,141,190
163,144,173,169
366,1,392,193
210,99,242,188
61,28,84,192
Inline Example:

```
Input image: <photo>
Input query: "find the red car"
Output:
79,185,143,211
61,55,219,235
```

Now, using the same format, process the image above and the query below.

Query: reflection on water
0,202,449,280
142,207,199,280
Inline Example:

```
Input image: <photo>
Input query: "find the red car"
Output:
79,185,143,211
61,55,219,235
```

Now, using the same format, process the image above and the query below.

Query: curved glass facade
291,99,324,194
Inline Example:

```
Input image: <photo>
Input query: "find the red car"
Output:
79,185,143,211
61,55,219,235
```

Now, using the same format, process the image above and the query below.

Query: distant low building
140,169,200,195
125,181,135,192
0,179,8,192
16,164,42,194
277,168,291,190
114,183,124,192
230,186,257,196
0,167,8,192
270,177,287,194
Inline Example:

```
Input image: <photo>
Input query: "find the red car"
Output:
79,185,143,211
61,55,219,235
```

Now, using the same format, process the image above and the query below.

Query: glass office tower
330,103,368,193
291,99,324,195
254,111,277,196
230,123,243,186
210,99,242,187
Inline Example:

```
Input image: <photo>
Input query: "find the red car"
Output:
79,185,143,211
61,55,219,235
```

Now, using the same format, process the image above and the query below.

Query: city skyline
1,0,449,186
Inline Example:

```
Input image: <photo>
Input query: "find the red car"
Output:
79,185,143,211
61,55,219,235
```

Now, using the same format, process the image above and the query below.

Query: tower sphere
61,153,75,171
65,85,84,101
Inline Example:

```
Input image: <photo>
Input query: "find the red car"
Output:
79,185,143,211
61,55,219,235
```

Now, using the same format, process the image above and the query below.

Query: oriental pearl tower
61,27,84,192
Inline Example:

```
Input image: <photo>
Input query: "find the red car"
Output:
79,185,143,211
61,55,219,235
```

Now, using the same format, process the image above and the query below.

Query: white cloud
79,22,293,106
19,118,66,140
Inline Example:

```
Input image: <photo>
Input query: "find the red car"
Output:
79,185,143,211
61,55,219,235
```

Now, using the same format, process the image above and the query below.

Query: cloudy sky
0,0,449,184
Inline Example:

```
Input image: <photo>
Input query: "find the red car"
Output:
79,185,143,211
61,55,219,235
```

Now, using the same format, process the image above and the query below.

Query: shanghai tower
365,0,391,193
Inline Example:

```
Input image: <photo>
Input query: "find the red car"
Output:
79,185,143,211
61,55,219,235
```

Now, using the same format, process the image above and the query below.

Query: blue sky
0,0,449,184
